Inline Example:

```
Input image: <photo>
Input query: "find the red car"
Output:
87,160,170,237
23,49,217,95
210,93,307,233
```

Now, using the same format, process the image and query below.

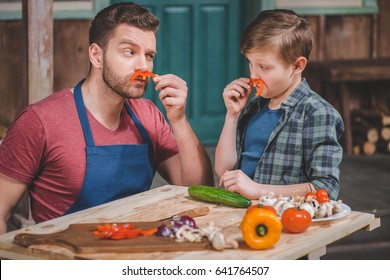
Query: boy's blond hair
240,9,313,64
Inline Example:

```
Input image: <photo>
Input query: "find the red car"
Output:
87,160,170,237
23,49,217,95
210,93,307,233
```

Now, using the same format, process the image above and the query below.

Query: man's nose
134,55,148,71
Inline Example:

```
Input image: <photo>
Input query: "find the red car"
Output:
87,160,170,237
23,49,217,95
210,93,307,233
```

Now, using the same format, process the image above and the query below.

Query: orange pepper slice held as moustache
250,78,264,96
129,71,157,83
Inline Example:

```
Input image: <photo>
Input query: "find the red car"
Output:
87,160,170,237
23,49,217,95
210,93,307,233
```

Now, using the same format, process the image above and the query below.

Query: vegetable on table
92,223,157,240
281,208,312,233
129,71,156,83
188,185,252,208
315,189,330,204
250,78,265,96
240,208,282,250
246,203,277,215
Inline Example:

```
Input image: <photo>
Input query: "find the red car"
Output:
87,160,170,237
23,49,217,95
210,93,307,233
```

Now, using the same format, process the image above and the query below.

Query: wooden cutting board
13,222,211,254
12,207,212,254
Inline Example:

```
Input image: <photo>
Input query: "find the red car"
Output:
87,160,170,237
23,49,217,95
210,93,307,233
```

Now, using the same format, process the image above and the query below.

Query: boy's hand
153,74,187,123
222,78,252,118
219,169,258,199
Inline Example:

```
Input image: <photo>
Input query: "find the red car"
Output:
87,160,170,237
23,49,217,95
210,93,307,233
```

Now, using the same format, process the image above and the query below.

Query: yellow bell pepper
240,208,282,250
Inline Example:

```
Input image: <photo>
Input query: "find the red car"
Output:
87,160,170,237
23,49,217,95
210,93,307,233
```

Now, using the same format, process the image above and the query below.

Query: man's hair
240,9,313,64
89,2,160,49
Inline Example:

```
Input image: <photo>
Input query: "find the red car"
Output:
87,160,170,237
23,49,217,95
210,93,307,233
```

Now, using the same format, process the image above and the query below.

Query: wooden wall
0,0,389,128
0,20,90,127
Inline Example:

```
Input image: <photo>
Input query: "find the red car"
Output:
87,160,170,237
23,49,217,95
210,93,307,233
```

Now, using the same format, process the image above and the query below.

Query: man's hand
153,74,187,123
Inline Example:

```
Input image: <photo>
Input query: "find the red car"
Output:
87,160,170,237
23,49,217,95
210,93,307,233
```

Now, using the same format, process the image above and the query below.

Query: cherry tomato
316,189,330,204
246,204,277,215
281,208,312,233
304,192,317,200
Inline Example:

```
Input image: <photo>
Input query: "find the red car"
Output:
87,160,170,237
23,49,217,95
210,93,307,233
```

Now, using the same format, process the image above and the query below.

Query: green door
111,0,241,144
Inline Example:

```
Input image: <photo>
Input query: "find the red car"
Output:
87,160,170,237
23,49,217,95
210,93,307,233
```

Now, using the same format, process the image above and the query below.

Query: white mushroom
333,200,344,213
304,196,320,216
315,203,327,218
323,202,334,217
278,201,295,216
299,202,316,218
287,191,303,206
259,192,277,206
273,195,288,214
209,231,238,251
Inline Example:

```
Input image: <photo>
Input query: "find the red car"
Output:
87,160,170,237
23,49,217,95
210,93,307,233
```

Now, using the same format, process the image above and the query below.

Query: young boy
215,9,344,200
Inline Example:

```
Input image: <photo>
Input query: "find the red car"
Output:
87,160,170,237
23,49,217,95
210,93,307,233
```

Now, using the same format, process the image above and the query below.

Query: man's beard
102,59,148,99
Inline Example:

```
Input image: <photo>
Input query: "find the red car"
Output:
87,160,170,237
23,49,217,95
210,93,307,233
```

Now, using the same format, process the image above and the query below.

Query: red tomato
246,204,277,216
304,192,317,200
316,189,330,204
281,208,312,233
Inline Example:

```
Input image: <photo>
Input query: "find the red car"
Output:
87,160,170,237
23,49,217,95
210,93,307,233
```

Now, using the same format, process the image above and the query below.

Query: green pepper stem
256,224,267,237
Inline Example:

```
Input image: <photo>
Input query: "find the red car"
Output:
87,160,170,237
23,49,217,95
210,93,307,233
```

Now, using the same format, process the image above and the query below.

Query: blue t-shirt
240,102,282,178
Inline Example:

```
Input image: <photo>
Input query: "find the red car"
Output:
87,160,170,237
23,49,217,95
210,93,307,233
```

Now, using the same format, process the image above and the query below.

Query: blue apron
64,80,155,215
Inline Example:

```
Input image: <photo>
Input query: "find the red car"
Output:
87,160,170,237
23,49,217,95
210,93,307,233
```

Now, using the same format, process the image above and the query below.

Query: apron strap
124,102,155,164
74,79,95,146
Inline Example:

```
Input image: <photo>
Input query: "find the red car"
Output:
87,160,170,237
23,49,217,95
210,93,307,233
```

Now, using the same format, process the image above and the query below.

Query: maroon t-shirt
0,88,178,223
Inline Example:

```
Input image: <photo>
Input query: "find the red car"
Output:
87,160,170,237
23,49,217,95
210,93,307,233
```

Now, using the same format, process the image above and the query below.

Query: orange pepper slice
250,79,264,96
93,223,158,240
130,71,156,83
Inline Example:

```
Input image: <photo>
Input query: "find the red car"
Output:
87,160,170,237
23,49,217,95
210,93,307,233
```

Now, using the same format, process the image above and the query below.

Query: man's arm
153,74,214,186
0,172,28,234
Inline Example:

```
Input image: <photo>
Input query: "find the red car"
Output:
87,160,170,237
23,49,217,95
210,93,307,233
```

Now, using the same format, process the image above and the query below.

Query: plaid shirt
235,79,344,200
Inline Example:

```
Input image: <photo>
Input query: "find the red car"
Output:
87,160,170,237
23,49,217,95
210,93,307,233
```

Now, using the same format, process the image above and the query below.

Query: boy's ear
294,56,307,73
89,43,103,69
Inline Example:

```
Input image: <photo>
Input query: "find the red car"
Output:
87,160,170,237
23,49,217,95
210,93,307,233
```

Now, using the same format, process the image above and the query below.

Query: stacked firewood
352,110,390,155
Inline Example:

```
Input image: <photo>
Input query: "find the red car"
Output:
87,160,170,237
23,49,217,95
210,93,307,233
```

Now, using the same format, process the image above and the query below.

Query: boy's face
246,49,301,100
101,24,157,99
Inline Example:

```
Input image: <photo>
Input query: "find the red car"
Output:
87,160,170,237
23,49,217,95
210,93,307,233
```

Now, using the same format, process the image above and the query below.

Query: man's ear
89,43,103,69
294,56,307,74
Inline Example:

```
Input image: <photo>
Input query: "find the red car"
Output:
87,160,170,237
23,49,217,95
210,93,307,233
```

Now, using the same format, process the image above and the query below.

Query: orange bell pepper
130,71,156,83
240,208,282,250
250,79,264,96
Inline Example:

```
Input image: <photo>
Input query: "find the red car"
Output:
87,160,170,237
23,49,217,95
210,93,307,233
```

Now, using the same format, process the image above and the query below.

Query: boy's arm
215,114,239,177
303,108,344,200
215,78,252,177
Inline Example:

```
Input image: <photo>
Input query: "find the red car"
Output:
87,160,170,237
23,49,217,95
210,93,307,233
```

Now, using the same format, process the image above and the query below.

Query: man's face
102,24,157,99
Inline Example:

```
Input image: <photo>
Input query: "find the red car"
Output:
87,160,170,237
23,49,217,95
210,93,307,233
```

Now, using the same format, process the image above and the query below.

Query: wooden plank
307,246,326,260
363,217,381,231
22,0,53,104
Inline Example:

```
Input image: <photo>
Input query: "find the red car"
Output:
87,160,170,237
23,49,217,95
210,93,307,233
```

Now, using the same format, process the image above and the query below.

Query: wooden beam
22,0,53,105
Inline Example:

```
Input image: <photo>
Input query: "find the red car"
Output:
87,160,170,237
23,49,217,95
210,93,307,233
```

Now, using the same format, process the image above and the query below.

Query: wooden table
0,185,381,260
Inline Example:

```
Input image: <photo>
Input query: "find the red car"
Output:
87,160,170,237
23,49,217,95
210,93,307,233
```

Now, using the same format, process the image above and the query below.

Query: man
0,2,214,234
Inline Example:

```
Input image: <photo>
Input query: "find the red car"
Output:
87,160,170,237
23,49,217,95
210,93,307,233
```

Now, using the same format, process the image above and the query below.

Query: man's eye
124,50,134,56
146,54,155,60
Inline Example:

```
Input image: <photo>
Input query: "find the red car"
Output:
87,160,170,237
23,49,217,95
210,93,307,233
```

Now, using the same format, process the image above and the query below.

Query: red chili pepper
250,79,265,96
92,223,157,240
129,71,156,83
